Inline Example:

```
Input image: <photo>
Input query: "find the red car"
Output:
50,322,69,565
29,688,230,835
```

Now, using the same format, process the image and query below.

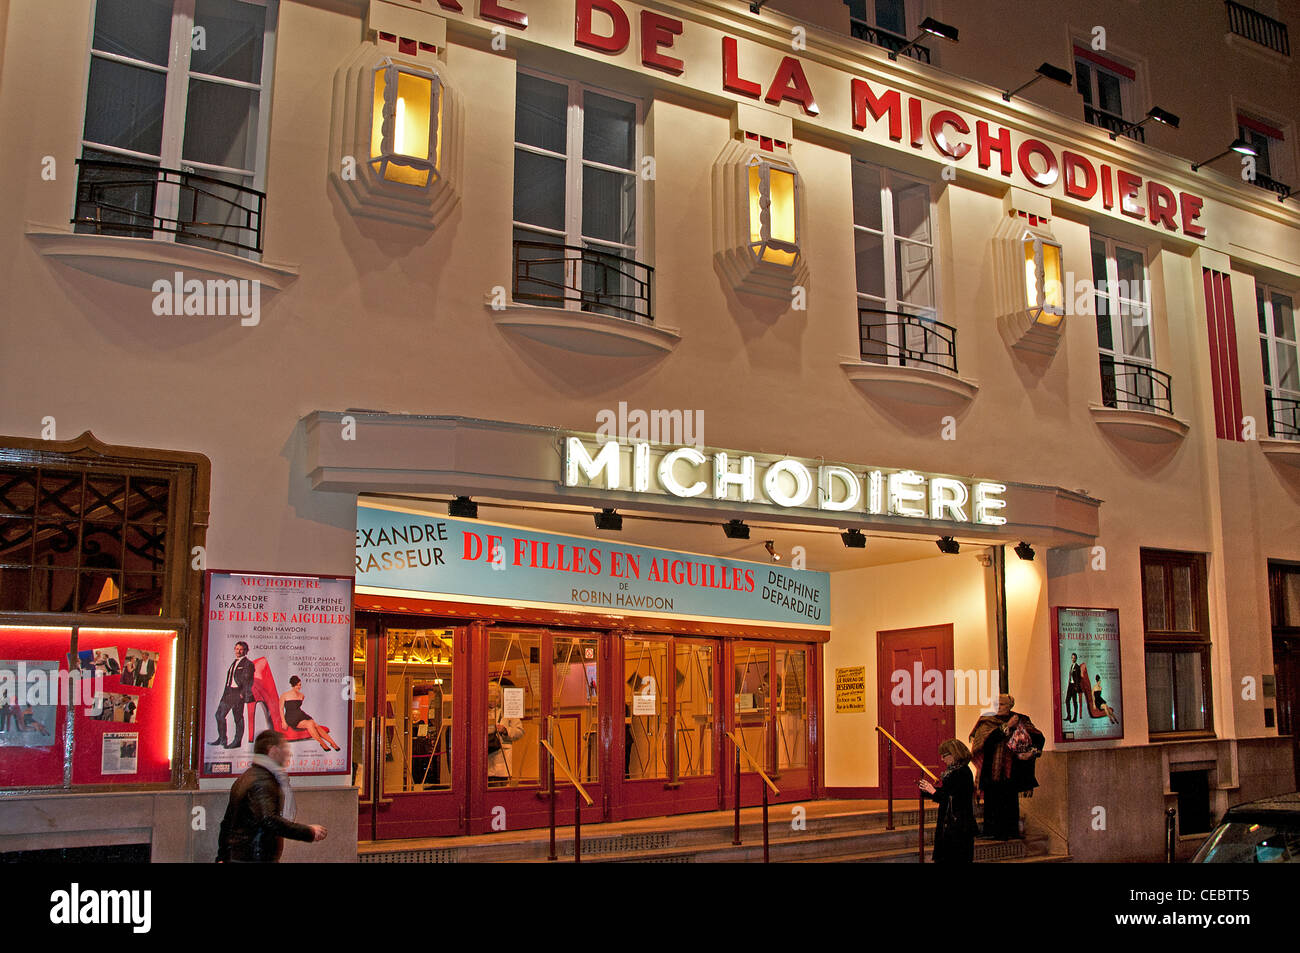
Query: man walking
211,641,255,749
216,730,327,862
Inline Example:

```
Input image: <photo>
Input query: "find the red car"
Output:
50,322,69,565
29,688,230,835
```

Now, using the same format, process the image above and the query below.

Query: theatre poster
1052,607,1124,743
200,571,353,778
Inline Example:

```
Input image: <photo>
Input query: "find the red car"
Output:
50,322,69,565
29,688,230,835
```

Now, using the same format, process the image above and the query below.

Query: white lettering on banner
563,437,1009,526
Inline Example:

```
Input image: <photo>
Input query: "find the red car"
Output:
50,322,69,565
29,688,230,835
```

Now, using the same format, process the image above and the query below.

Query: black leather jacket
216,765,314,862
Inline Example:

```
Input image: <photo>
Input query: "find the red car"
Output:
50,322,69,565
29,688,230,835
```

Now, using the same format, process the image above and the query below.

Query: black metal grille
1249,170,1292,198
72,158,265,255
859,308,957,374
513,240,653,323
1226,0,1290,55
849,19,930,63
1084,106,1145,143
1100,359,1173,414
1267,393,1300,439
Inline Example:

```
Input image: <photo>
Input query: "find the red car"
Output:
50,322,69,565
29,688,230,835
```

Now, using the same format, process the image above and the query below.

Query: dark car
1192,792,1300,863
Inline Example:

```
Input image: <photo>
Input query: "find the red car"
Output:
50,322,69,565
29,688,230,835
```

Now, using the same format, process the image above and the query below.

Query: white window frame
1258,284,1300,438
852,159,943,369
79,0,278,251
511,68,644,311
1092,235,1160,408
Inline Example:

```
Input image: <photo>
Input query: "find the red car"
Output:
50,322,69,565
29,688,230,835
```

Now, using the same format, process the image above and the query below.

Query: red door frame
876,624,955,795
469,625,608,835
359,614,469,839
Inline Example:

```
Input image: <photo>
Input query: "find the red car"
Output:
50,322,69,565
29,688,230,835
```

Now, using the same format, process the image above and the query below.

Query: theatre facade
1,0,1299,862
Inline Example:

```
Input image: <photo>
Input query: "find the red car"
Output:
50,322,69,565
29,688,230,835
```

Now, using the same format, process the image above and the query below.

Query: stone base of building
0,788,359,862
1027,736,1295,862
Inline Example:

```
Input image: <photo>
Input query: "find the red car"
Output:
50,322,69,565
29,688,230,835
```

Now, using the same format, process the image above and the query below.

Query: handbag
1005,721,1039,760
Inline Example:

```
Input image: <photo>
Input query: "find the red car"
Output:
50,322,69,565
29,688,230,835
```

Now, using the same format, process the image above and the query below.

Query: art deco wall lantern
330,0,462,228
994,189,1065,355
713,105,809,299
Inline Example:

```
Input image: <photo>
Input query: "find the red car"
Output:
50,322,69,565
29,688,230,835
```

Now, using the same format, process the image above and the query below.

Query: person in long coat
919,738,977,862
969,693,1044,839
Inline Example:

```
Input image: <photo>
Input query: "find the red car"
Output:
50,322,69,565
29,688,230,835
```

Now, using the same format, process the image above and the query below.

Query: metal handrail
875,725,935,862
1267,392,1300,439
512,239,654,323
859,307,958,374
724,729,779,862
1100,359,1174,414
1226,0,1290,55
542,715,593,863
72,157,265,254
848,18,930,63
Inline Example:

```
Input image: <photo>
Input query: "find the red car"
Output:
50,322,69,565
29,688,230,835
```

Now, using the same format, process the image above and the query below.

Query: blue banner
355,504,830,627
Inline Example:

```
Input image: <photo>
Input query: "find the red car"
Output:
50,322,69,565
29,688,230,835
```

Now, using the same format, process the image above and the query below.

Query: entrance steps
358,799,1068,863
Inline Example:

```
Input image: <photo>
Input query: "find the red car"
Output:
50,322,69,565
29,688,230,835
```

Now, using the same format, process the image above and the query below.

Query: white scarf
251,753,296,821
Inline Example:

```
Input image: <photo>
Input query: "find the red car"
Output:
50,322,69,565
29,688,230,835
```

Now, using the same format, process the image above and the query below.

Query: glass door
730,641,814,805
358,614,467,840
472,628,606,834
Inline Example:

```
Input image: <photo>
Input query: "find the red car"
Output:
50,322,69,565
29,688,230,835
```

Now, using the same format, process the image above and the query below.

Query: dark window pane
31,569,79,613
82,522,124,570
583,92,635,170
125,524,167,573
1174,652,1206,730
514,227,565,307
81,571,122,612
124,573,165,615
513,149,566,230
38,472,82,520
33,523,81,570
0,468,38,515
83,57,167,157
75,148,160,239
183,78,258,170
1145,651,1174,733
92,0,174,66
1096,69,1123,116
1075,61,1091,105
1171,564,1194,631
126,478,170,523
0,567,32,611
1258,287,1269,334
582,166,635,246
874,0,905,35
175,168,257,252
84,475,127,522
191,0,266,84
1143,563,1167,630
515,73,567,153
855,230,886,299
0,517,33,565
852,163,883,230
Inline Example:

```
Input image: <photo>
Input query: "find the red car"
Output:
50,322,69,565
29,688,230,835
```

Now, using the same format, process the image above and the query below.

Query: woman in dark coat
919,738,976,863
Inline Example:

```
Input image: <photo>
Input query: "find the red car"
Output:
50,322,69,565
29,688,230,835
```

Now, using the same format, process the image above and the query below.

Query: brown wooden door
877,625,955,794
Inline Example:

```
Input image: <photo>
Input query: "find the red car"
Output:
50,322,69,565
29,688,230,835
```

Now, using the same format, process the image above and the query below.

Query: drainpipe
993,545,1009,695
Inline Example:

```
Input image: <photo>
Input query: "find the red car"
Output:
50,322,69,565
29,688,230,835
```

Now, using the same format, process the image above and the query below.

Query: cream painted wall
0,0,1296,764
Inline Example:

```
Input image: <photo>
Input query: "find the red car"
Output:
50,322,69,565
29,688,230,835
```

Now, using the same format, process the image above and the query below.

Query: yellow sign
835,666,866,713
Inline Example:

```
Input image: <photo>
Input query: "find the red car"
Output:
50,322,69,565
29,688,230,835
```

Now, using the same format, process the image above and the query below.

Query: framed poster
200,571,354,778
1052,607,1124,742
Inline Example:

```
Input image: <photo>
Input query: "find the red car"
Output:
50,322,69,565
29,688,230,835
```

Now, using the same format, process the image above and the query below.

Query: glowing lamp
1023,234,1064,327
747,158,800,266
370,62,442,189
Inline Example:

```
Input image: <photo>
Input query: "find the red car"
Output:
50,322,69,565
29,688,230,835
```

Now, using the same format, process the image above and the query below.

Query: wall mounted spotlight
594,508,622,531
936,536,960,554
448,496,477,519
1110,106,1180,141
723,519,750,540
891,17,958,60
841,528,866,549
764,540,781,561
1191,138,1256,172
1002,62,1073,101
1014,541,1036,561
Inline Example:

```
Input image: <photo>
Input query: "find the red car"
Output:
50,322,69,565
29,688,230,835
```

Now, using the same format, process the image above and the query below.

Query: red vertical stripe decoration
1203,268,1245,442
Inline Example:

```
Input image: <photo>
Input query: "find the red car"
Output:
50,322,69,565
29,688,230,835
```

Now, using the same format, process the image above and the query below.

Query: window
1091,236,1170,412
853,161,954,372
75,0,277,255
512,71,651,322
1259,286,1299,437
1238,114,1293,196
1141,550,1213,736
1074,46,1138,140
846,1,927,62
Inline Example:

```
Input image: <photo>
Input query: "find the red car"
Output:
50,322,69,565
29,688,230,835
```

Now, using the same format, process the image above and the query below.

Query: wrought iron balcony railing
1226,0,1290,55
849,19,930,63
72,158,265,255
1267,392,1300,439
513,240,654,323
859,308,957,374
1084,105,1145,143
1100,359,1173,414
1248,170,1292,198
